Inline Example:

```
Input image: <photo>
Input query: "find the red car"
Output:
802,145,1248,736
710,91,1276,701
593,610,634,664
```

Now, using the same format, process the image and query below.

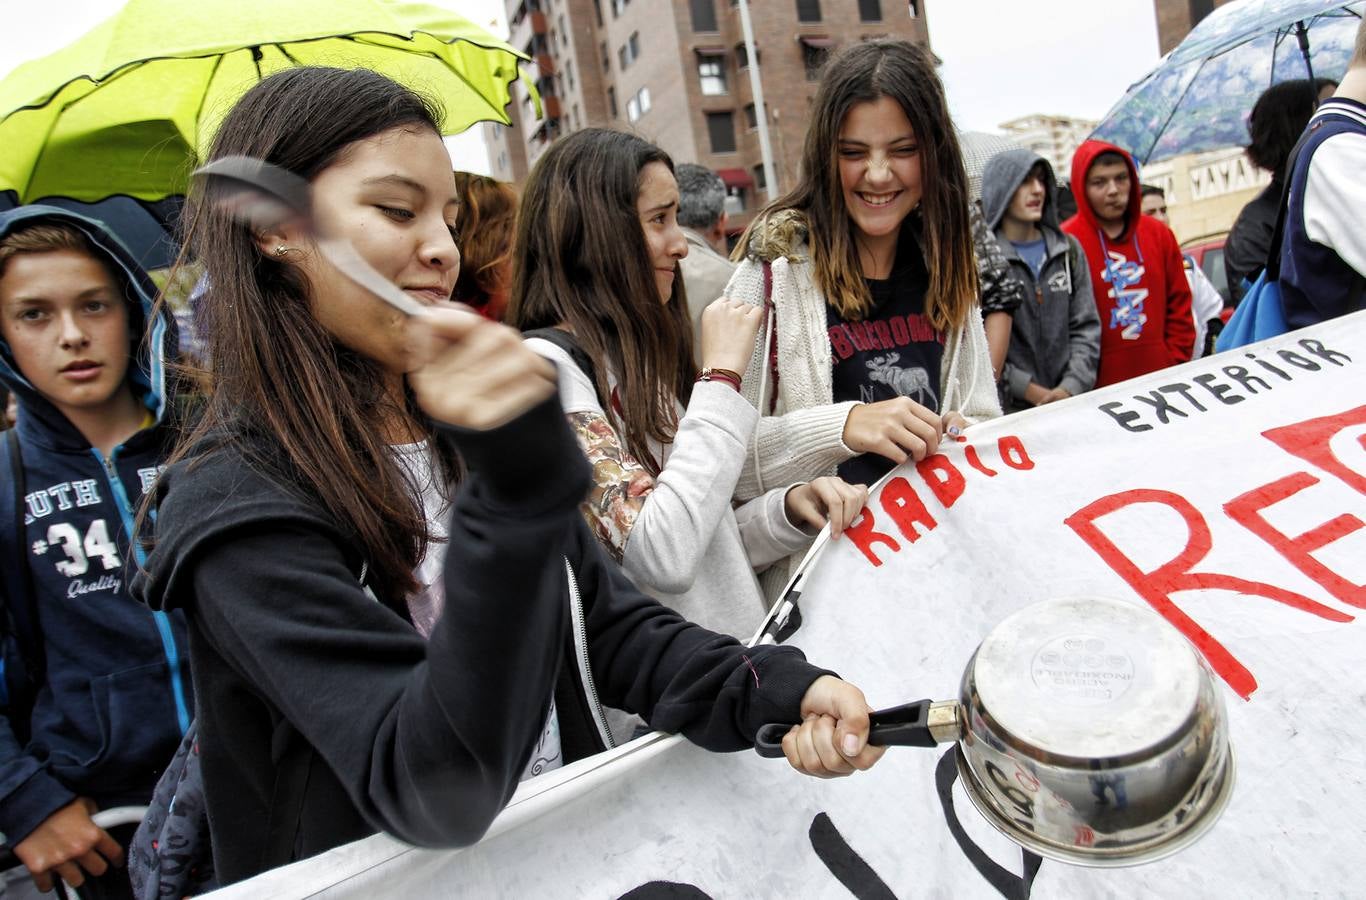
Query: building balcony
509,9,548,51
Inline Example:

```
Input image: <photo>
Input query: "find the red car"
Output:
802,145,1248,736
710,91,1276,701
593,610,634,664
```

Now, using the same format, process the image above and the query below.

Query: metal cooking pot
755,596,1235,867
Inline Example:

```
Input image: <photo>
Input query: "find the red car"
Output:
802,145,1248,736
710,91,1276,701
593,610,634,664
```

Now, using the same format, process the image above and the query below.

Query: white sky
1,0,1162,177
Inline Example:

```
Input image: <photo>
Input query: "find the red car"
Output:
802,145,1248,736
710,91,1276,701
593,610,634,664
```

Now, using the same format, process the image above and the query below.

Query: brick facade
1153,0,1236,55
488,0,930,233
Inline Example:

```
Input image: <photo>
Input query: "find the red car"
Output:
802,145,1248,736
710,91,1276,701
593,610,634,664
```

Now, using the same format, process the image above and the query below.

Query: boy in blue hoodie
0,206,191,898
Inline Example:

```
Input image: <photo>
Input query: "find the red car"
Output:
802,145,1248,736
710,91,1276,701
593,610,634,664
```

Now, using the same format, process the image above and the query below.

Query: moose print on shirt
861,352,938,410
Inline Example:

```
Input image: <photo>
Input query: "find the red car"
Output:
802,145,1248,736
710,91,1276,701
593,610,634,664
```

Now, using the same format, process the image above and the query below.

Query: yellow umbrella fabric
0,0,537,201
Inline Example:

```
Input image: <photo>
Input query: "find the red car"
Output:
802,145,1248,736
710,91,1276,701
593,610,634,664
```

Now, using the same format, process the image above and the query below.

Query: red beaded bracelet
696,367,742,391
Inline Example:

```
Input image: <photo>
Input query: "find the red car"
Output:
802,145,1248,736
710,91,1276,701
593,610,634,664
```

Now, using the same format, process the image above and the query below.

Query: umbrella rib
338,33,444,62
1144,59,1209,165
190,52,228,158
14,62,140,199
333,34,502,124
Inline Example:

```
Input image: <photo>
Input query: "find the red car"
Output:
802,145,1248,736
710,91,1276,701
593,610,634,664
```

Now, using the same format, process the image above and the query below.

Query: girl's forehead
320,127,457,198
838,96,914,139
637,162,677,201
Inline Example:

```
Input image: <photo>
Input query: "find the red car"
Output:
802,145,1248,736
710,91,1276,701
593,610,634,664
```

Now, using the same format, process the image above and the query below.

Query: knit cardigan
724,214,1002,596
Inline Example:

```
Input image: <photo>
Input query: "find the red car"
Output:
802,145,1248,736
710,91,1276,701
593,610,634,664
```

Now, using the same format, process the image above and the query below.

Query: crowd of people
0,21,1363,900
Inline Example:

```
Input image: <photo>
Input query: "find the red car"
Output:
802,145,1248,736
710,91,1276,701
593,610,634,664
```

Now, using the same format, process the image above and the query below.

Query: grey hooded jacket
980,149,1100,412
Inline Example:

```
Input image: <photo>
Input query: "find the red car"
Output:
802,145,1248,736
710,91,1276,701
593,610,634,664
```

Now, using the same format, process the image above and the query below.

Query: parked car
1183,235,1231,309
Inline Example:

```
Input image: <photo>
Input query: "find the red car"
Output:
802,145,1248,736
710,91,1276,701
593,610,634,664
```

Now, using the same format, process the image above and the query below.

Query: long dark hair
735,39,977,332
507,128,694,472
1245,78,1335,180
159,67,449,608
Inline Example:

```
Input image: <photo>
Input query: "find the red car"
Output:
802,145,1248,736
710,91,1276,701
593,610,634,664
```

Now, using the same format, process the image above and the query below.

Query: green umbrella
0,0,537,202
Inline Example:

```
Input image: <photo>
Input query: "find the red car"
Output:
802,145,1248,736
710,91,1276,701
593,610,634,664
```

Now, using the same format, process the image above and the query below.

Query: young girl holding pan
133,68,884,887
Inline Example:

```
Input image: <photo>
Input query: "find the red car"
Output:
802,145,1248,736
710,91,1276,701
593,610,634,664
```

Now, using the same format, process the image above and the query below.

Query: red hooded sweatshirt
1062,140,1194,387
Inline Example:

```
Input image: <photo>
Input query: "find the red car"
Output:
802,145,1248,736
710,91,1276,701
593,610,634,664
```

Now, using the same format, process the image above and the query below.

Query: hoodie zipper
564,557,614,750
93,448,191,735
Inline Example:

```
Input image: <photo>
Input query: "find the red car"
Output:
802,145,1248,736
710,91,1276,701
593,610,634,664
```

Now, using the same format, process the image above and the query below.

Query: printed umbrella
0,0,535,202
1092,0,1363,164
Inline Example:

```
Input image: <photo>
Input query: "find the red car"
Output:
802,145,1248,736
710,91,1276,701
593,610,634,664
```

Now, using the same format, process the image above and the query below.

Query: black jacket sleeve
571,529,831,752
185,396,592,848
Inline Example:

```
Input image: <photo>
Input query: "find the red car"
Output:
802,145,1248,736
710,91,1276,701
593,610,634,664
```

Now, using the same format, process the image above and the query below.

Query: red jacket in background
1062,139,1195,387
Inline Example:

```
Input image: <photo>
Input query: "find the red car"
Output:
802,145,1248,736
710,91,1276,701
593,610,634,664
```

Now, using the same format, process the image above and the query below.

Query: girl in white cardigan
729,39,1001,504
510,129,867,637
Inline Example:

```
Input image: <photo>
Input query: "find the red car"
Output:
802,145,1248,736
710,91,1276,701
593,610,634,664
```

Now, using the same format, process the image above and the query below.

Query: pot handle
754,699,950,759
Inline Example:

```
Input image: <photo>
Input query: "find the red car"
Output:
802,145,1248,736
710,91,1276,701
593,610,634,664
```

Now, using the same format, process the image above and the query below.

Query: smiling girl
510,130,867,637
133,70,885,888
727,39,1000,593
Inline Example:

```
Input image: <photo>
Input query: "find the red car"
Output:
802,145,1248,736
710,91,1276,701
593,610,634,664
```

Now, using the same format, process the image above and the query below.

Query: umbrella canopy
1092,0,1363,165
0,0,535,202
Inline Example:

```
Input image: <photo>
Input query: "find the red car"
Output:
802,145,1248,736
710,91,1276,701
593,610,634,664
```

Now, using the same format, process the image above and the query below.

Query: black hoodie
133,396,827,886
0,205,192,844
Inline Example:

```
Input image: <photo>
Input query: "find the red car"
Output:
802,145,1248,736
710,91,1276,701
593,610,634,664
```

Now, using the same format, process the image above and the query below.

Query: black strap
1264,121,1323,282
3,429,45,697
522,327,598,390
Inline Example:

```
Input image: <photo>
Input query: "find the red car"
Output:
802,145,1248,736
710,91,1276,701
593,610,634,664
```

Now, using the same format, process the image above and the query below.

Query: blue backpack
1216,267,1287,351
1215,127,1315,352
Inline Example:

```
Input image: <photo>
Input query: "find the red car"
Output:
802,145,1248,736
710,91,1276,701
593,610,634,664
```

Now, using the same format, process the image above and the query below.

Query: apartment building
997,113,1098,181
485,0,931,232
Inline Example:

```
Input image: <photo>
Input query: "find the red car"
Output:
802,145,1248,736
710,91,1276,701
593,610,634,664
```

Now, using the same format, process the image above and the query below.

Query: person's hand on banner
778,675,886,777
1039,387,1071,405
842,397,942,464
784,477,869,537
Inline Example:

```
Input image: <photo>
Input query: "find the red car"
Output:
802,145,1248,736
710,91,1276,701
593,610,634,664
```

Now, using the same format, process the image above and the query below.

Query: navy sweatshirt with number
0,206,191,844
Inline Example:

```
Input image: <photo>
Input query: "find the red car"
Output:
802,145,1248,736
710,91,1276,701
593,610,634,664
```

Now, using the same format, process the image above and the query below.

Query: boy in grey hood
980,149,1100,413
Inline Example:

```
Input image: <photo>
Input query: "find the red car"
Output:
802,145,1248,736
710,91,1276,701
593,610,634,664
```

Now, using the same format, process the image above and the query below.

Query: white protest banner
209,312,1366,899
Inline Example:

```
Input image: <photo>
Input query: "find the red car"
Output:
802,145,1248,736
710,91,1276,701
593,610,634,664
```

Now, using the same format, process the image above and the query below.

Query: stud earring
274,245,295,257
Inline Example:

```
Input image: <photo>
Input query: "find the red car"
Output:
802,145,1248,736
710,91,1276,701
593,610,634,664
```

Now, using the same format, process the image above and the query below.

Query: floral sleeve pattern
565,411,657,564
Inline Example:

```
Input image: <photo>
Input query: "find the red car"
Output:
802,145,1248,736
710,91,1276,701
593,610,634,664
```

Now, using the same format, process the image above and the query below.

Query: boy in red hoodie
1062,140,1194,387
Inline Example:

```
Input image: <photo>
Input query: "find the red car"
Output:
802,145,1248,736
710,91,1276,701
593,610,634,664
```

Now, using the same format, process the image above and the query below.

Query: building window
724,185,746,215
612,0,628,17
689,0,718,32
619,31,640,70
744,102,757,129
752,164,766,191
706,111,736,153
572,103,580,129
796,0,821,23
594,0,603,25
908,0,918,16
697,52,727,95
601,40,610,72
559,15,568,46
627,86,651,122
800,37,833,81
858,0,881,21
566,59,575,90
607,86,618,117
